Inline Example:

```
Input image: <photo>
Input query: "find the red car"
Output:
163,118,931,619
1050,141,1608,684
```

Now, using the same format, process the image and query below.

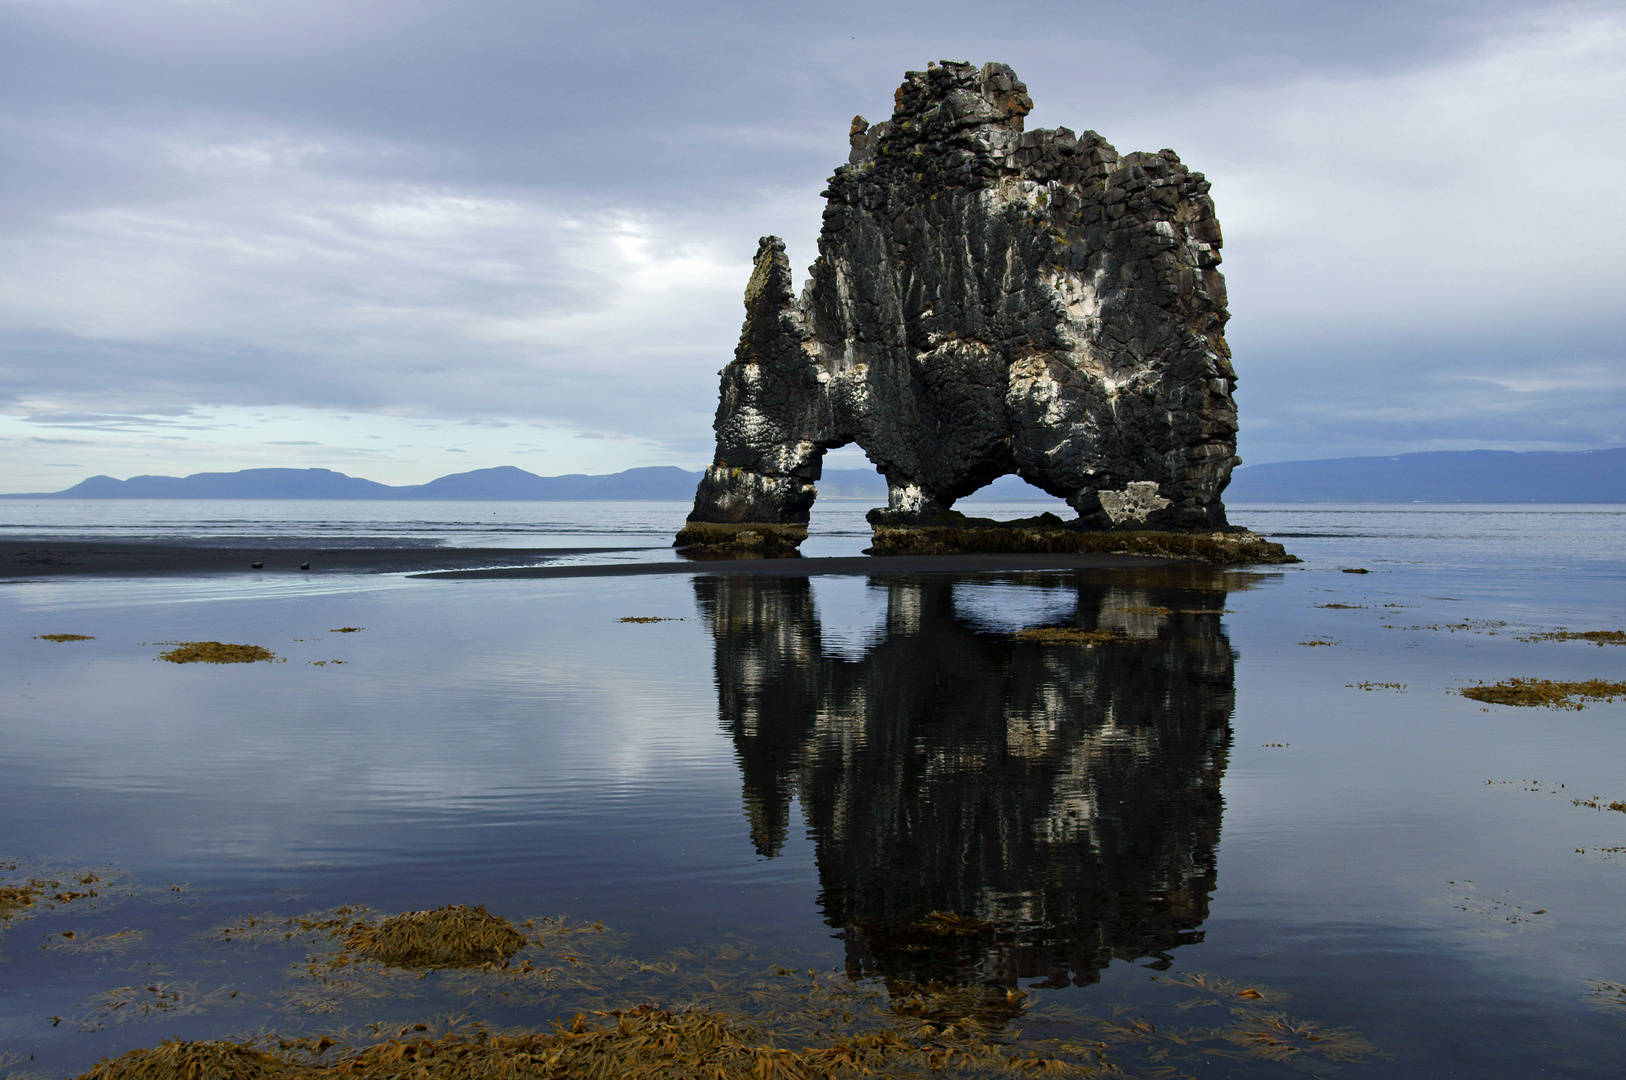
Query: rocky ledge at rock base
679,60,1278,563
866,517,1296,565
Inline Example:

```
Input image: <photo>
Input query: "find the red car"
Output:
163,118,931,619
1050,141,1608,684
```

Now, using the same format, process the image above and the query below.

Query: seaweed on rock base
866,524,1296,565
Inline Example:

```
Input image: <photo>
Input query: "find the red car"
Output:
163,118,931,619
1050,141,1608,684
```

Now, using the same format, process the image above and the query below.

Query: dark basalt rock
681,61,1245,552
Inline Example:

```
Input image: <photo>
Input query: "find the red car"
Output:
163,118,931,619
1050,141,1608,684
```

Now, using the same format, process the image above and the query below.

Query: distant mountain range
1,465,704,500
1225,447,1626,503
0,464,1045,502
6,448,1622,502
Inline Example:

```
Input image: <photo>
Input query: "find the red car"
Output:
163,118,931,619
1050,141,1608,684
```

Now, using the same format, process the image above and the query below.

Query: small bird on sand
300,562,311,570
251,561,263,569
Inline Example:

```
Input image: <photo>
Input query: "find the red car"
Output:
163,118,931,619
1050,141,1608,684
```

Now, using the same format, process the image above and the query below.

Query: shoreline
0,541,645,578
0,540,1196,580
413,551,1184,579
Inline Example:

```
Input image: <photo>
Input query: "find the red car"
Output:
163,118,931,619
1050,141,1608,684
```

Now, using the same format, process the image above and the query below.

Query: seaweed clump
77,1037,296,1080
345,905,527,968
0,883,38,920
1462,678,1626,710
1012,627,1124,645
1518,630,1626,646
158,642,278,664
70,1002,1073,1080
35,633,94,642
1,868,109,936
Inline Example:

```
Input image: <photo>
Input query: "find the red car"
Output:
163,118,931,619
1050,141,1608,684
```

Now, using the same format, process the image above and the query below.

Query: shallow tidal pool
3,506,1626,1078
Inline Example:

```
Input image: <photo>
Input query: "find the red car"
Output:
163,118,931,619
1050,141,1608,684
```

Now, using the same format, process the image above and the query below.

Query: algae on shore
77,1039,296,1080
1461,678,1626,710
65,894,1381,1080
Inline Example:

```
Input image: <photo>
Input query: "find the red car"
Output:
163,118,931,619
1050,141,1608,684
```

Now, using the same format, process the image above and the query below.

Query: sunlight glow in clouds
0,0,1620,489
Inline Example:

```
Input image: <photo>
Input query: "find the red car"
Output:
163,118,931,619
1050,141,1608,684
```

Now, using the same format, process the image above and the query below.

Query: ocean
2,500,1624,1077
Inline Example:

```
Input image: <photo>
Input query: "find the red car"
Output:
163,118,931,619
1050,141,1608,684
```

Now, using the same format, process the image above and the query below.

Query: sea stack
679,61,1274,561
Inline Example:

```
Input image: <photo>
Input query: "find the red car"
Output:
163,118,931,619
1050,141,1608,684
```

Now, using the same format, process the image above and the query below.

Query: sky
1,0,1622,491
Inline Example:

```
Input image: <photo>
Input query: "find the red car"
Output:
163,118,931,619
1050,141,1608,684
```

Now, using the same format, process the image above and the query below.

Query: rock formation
679,61,1243,552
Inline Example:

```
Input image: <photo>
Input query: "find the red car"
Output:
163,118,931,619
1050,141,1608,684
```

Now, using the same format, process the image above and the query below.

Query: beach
0,540,632,578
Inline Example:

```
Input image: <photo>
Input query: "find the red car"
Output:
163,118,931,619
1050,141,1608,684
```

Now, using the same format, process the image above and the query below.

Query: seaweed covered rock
868,522,1296,564
77,1039,297,1080
683,61,1242,550
345,904,526,968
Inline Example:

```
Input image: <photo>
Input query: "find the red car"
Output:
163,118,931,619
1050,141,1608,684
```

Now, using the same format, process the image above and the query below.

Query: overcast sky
1,0,1622,490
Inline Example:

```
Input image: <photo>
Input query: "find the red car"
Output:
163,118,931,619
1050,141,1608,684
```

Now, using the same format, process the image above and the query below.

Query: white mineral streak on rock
1098,481,1172,526
887,482,937,515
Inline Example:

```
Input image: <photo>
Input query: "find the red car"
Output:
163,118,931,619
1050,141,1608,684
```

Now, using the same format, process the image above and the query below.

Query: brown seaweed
77,1037,295,1080
1012,627,1125,645
1461,678,1626,710
158,642,279,665
344,905,528,968
1517,629,1626,646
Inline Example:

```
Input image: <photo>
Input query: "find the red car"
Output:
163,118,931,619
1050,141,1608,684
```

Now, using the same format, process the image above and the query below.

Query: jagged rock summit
680,61,1263,559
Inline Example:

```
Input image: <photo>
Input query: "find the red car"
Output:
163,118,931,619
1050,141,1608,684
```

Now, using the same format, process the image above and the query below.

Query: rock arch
678,61,1240,552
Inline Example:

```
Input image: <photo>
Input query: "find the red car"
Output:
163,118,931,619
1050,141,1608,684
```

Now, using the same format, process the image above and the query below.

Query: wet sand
0,541,643,578
414,551,1179,579
0,541,1183,579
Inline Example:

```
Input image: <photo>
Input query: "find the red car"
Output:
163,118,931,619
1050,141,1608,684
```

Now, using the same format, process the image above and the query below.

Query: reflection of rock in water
696,571,1235,989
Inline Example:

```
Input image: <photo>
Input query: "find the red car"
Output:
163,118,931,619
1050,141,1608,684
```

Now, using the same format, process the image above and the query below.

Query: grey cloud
0,0,1619,470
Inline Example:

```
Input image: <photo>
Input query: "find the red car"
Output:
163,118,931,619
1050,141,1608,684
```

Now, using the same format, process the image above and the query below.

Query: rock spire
681,61,1240,549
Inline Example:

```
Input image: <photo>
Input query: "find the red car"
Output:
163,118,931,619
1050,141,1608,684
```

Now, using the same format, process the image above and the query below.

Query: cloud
0,0,1619,490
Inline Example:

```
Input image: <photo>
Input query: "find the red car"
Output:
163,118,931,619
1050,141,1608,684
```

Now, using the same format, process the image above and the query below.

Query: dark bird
251,562,263,569
300,562,310,570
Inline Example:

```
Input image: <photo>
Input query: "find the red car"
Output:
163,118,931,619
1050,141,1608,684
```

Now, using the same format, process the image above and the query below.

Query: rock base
866,524,1297,565
674,521,808,556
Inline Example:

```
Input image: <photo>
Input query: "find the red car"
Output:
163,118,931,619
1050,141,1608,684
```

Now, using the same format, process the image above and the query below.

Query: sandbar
0,541,643,578
412,551,1180,580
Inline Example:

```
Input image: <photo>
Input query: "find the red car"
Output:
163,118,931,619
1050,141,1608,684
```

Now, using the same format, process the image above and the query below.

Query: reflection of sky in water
3,508,1626,1077
803,577,889,659
948,580,1080,634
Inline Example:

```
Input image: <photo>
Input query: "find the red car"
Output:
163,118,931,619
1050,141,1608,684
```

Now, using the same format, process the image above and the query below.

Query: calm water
2,502,1625,1077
